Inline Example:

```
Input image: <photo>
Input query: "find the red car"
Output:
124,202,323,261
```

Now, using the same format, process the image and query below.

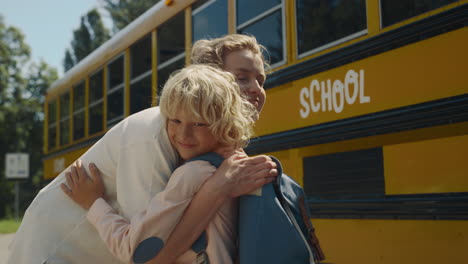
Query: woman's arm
148,153,277,264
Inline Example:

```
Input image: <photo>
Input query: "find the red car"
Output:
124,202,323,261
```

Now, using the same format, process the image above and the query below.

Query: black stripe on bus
308,192,468,220
245,94,468,155
265,4,467,90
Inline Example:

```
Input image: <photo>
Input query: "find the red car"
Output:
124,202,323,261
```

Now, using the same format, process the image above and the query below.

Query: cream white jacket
8,107,178,264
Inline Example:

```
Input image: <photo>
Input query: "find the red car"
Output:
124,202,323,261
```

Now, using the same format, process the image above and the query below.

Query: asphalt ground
0,233,14,264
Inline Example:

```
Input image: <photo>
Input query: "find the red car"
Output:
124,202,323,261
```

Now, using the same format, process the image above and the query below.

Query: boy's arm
62,160,216,263
148,154,277,264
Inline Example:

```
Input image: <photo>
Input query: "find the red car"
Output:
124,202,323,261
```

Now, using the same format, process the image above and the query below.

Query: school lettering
299,69,370,119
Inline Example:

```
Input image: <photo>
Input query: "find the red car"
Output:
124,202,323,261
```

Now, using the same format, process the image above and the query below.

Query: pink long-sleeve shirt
87,160,238,264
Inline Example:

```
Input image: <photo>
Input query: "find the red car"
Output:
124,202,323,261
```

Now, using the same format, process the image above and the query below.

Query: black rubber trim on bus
308,192,468,220
245,94,468,155
264,4,467,90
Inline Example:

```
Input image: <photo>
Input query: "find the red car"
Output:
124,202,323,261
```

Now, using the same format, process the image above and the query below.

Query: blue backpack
133,153,325,264
190,153,325,264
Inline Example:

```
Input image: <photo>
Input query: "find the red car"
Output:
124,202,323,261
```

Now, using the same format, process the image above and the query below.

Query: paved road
0,233,14,264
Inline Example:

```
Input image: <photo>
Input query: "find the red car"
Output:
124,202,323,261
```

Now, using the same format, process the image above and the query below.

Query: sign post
5,153,29,220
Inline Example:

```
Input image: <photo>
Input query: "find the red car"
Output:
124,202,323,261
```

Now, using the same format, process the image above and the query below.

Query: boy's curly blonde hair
159,64,256,149
191,34,268,69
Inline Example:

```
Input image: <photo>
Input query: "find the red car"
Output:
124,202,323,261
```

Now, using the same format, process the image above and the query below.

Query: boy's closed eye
193,122,208,127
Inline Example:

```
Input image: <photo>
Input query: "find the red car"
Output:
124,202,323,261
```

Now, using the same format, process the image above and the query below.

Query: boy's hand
60,160,105,210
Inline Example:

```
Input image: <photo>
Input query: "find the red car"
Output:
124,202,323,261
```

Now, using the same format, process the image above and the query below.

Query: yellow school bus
44,1,468,263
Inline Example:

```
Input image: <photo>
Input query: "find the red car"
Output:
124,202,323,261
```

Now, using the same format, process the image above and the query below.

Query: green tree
18,61,58,212
0,16,30,105
102,0,161,32
0,15,31,218
63,8,110,71
0,15,58,218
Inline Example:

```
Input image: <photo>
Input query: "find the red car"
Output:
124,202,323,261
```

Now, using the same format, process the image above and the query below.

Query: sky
1,0,112,76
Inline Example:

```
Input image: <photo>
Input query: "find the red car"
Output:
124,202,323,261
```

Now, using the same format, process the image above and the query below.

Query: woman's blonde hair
191,34,268,69
159,64,256,149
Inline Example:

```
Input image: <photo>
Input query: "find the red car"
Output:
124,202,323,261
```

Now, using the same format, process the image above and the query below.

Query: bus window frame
59,91,71,146
88,67,105,109
72,81,86,142
129,70,153,114
130,33,154,114
88,67,105,136
295,0,368,60
236,0,287,69
106,53,125,127
156,10,186,101
130,34,153,80
47,100,58,151
156,52,185,102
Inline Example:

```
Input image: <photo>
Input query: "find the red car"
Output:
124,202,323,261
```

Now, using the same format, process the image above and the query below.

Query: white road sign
5,153,29,179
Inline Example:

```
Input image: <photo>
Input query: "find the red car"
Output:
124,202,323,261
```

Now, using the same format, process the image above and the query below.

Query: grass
0,219,21,234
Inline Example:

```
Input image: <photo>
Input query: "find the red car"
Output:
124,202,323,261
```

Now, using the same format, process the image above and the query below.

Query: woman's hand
60,160,105,210
215,151,278,198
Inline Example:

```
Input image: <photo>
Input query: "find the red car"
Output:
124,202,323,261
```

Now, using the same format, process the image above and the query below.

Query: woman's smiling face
223,49,266,116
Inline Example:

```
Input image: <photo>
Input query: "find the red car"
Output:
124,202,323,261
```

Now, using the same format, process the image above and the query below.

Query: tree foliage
0,16,30,106
63,9,110,72
102,0,161,32
0,15,58,218
63,0,163,71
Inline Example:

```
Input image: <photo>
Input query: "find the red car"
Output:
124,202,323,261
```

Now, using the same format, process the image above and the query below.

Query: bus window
158,12,184,66
107,55,124,127
236,0,285,66
59,92,70,146
130,34,153,114
192,0,228,43
73,82,85,141
380,0,458,27
89,69,104,135
130,74,152,114
131,35,152,79
157,11,185,99
296,0,367,58
157,56,185,98
48,100,57,151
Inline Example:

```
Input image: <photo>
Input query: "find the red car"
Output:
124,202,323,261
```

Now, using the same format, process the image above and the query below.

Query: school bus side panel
256,27,468,136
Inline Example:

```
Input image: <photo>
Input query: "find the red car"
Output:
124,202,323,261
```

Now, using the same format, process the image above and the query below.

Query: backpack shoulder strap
269,156,325,263
188,152,224,168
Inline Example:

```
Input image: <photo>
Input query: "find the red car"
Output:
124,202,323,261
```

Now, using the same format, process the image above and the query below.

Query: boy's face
167,110,221,161
223,49,266,115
